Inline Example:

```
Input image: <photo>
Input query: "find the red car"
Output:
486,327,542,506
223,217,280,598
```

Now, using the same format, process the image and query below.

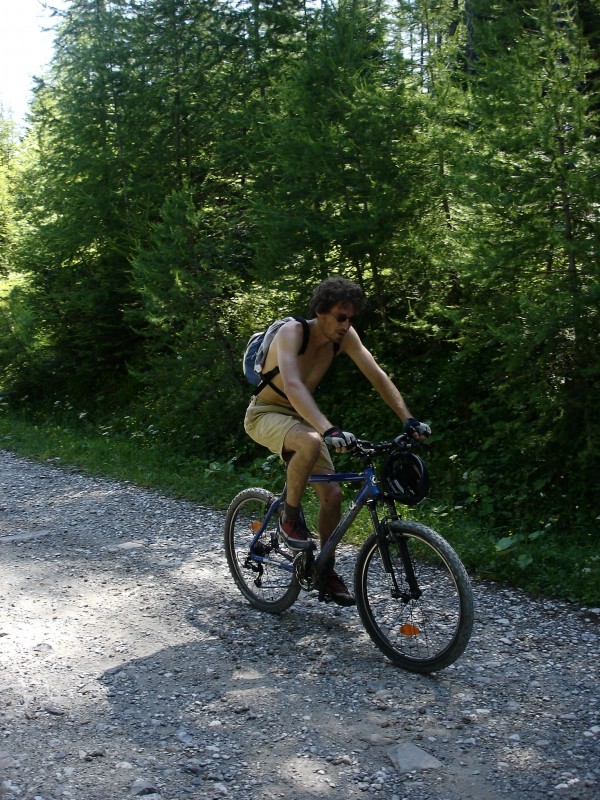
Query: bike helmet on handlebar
380,451,429,505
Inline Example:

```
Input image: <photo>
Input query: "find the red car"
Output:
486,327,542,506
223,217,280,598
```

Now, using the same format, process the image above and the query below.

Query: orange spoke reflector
250,521,262,533
400,623,420,637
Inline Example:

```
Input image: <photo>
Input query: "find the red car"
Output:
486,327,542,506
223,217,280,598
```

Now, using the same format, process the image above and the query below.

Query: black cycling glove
323,427,357,452
403,418,431,438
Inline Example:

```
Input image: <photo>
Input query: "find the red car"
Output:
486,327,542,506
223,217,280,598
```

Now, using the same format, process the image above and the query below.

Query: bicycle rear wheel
224,487,300,614
355,520,473,673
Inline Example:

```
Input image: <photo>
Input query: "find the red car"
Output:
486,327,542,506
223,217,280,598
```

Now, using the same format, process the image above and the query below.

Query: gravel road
0,449,598,800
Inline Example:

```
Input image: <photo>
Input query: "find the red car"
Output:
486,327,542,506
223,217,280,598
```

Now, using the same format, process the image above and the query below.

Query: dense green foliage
0,0,598,602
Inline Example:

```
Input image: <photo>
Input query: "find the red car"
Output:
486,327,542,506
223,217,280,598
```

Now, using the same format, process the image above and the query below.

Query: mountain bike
224,434,473,674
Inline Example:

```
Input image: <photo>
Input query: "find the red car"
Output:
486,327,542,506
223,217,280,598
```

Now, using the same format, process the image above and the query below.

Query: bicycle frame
226,434,474,672
247,463,389,574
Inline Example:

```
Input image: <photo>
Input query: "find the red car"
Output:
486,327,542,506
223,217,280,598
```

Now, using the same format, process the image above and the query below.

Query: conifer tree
0,115,17,275
250,1,428,303
437,0,600,524
10,0,142,397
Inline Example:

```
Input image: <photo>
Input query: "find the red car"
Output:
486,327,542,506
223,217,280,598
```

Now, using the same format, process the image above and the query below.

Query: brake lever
354,439,376,456
393,433,430,449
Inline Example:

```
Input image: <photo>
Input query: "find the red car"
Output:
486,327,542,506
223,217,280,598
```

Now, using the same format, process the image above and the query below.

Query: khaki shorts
244,397,334,472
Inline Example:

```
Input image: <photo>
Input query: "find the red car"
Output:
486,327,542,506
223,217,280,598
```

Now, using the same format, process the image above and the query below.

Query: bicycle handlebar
352,433,424,458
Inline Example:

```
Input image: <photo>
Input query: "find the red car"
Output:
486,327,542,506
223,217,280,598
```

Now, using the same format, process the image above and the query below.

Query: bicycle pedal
277,532,316,552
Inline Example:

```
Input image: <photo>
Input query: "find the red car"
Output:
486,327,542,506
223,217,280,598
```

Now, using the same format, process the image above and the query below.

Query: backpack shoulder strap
252,317,310,398
295,317,309,356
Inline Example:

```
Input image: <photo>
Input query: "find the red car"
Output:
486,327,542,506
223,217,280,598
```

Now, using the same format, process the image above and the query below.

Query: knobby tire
224,487,300,614
355,520,474,673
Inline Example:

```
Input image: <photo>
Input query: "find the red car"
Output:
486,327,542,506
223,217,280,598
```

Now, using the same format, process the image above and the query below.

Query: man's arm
276,321,333,435
341,327,414,423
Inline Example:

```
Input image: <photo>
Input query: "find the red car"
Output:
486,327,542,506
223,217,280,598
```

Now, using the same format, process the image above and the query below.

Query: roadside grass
0,406,598,605
0,407,263,507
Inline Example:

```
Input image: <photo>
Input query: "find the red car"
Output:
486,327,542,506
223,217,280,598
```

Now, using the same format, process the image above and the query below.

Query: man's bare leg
282,424,322,508
312,470,354,605
277,424,322,549
281,426,342,543
279,426,355,603
311,470,342,548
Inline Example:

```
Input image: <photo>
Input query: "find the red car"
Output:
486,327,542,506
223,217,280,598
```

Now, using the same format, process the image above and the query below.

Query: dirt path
0,450,598,800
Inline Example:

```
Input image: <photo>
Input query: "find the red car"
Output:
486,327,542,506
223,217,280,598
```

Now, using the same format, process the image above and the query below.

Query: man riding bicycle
244,276,430,606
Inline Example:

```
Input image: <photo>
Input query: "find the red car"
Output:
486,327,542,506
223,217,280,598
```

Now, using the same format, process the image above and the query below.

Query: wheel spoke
224,489,300,614
355,522,473,673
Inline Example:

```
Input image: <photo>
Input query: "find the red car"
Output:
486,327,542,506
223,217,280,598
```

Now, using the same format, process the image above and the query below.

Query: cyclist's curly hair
308,276,366,317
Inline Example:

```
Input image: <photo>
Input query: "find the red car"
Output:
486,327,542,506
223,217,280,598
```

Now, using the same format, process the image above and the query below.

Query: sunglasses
326,311,355,324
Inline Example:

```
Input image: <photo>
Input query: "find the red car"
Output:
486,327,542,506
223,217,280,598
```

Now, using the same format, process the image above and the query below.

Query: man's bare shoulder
275,318,308,351
338,325,364,354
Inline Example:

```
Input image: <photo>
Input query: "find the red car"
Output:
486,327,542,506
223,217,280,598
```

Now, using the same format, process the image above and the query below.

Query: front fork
372,501,422,602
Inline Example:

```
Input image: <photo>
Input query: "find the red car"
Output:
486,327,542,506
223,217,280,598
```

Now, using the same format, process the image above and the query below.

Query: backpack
243,316,309,398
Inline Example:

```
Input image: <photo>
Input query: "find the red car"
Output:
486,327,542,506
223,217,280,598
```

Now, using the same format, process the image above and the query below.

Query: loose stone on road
0,450,598,800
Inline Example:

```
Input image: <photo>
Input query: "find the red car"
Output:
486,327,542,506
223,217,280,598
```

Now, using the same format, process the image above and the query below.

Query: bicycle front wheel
355,520,473,673
224,488,300,614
